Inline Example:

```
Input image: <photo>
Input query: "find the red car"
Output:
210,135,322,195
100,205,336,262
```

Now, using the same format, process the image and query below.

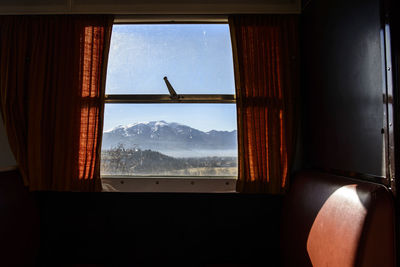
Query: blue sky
104,24,236,132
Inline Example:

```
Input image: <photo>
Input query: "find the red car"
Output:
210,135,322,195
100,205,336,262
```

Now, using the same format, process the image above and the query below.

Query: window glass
101,104,237,176
102,23,237,179
105,24,235,94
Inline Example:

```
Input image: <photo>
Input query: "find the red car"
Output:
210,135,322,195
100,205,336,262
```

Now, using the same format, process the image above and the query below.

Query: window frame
101,17,238,193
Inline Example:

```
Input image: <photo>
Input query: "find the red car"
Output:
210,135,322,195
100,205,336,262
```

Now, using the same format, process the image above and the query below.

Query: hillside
102,120,237,157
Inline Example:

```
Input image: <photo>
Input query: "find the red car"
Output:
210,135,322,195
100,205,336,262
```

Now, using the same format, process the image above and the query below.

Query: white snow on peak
104,121,230,134
104,122,147,133
154,120,168,126
104,120,173,134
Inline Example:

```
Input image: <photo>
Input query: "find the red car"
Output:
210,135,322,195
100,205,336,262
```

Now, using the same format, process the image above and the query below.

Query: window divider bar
105,94,236,103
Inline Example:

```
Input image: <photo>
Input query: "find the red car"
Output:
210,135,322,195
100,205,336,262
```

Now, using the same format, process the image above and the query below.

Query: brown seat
281,171,396,267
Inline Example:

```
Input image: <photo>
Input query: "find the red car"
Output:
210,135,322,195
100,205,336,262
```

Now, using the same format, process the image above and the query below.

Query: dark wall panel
0,170,40,267
302,0,385,176
36,192,283,266
0,169,283,266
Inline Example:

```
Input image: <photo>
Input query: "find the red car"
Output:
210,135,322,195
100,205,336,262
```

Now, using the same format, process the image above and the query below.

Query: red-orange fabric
230,15,299,193
0,15,113,191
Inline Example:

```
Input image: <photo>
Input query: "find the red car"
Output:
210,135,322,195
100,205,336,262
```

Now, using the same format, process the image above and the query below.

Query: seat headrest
281,171,395,267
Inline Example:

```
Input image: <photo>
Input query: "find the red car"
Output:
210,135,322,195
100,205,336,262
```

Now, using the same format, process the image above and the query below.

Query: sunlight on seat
306,185,367,267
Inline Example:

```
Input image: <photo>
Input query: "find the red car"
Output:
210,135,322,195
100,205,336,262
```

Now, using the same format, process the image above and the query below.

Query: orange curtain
230,15,300,194
0,15,113,191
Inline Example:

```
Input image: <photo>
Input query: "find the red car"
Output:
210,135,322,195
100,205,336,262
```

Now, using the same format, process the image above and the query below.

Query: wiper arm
163,76,180,100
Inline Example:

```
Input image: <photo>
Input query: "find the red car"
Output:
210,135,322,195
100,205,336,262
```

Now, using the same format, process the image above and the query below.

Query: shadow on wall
0,116,16,168
0,169,40,266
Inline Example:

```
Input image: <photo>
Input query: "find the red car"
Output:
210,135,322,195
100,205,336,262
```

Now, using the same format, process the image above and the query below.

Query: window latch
163,76,180,100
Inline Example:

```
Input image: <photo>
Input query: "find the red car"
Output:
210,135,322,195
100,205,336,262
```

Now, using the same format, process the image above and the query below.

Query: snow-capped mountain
102,121,237,157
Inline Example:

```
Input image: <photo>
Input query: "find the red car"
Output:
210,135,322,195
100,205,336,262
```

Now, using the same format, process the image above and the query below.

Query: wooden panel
0,0,69,14
0,0,300,14
72,0,300,14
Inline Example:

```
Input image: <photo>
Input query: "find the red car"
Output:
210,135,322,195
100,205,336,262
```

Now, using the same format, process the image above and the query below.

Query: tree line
101,144,237,176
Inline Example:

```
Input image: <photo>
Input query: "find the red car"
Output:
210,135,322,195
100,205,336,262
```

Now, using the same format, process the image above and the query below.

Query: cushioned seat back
281,171,395,267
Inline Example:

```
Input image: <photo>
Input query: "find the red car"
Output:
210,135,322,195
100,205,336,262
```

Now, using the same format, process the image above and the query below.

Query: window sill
101,176,237,193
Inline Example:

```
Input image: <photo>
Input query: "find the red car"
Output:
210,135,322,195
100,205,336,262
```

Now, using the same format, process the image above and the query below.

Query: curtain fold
230,15,300,194
0,15,113,191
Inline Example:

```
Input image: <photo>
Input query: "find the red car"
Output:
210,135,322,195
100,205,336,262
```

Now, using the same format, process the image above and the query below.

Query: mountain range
102,121,237,157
